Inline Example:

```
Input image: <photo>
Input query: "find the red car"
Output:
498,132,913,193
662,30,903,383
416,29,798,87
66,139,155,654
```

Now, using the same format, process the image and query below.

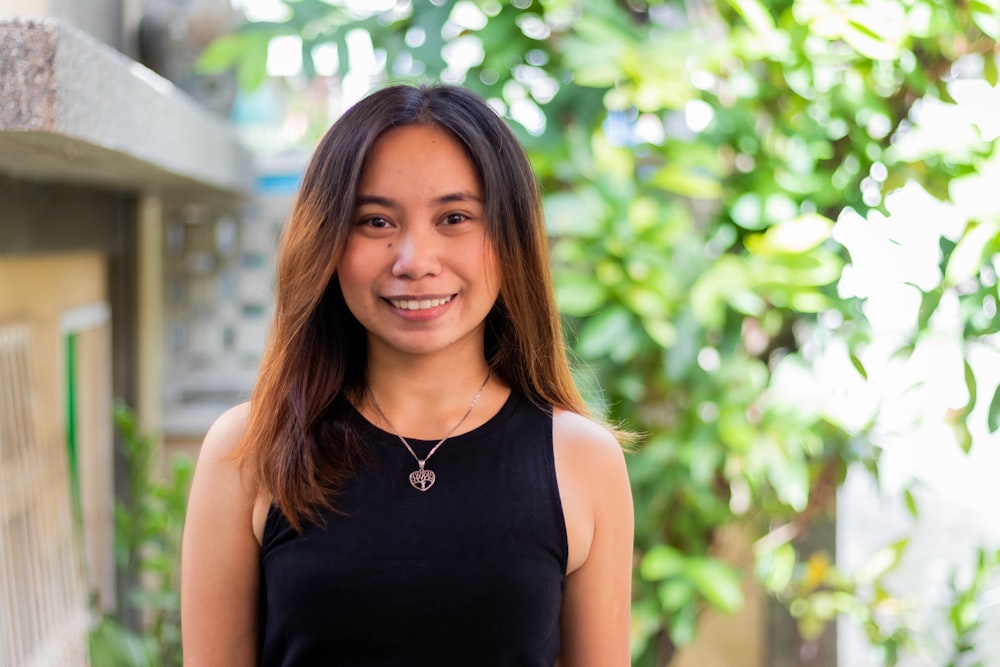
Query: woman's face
337,123,501,363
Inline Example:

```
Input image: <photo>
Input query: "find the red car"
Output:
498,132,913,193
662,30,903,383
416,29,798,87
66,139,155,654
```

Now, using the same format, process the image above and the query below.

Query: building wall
0,251,114,584
0,0,253,658
0,251,111,665
162,155,305,446
0,252,106,398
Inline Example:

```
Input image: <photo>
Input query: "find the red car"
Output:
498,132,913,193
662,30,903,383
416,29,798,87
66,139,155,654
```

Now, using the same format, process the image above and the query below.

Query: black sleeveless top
258,389,568,666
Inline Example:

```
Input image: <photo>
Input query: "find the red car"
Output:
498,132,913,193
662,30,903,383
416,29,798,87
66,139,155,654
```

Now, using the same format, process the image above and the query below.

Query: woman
181,83,634,666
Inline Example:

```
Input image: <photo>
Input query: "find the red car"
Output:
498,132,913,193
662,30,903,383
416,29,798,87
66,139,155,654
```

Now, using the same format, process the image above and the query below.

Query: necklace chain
368,370,491,491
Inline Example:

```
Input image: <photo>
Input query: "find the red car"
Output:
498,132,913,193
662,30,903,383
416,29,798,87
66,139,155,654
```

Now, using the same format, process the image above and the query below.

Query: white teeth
389,296,453,310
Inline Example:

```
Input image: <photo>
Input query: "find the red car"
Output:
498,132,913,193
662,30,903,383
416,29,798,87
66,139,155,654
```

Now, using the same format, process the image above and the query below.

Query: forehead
358,124,481,191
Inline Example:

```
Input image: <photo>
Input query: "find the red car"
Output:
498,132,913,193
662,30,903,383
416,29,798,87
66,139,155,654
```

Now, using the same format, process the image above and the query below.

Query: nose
391,226,442,279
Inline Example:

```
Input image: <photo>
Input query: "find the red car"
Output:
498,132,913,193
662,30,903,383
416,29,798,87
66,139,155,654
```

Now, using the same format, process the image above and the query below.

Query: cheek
336,261,355,296
338,241,373,287
336,255,371,314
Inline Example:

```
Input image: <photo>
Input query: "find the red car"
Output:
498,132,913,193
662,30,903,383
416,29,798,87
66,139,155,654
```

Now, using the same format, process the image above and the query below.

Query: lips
386,295,455,310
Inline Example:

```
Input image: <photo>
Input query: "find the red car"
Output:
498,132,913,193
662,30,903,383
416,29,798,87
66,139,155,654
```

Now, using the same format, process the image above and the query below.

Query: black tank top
258,389,568,666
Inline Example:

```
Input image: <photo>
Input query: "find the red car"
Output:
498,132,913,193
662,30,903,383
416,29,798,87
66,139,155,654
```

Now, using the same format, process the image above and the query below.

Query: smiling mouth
387,295,455,311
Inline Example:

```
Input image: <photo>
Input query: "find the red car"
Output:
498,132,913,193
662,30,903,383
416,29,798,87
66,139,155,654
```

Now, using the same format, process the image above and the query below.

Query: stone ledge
0,17,253,198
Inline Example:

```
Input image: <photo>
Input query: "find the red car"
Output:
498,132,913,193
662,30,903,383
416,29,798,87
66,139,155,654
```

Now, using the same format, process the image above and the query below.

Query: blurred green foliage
200,0,1000,664
89,402,192,667
944,547,1000,667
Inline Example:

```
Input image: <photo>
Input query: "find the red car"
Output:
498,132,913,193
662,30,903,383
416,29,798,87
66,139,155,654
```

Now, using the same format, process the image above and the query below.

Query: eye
442,212,469,226
359,215,392,229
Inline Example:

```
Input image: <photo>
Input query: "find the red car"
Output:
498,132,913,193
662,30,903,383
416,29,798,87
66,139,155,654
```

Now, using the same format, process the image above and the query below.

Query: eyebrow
355,191,483,208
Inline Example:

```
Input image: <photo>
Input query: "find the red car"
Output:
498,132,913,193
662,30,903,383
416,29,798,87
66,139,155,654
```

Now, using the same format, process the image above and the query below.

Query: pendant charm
409,468,436,492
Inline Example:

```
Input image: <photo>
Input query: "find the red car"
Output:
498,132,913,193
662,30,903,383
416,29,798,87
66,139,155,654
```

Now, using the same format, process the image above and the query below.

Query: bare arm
181,403,260,666
554,411,634,667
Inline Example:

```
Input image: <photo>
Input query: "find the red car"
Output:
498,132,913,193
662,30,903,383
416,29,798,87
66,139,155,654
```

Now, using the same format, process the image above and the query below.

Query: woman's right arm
181,403,261,666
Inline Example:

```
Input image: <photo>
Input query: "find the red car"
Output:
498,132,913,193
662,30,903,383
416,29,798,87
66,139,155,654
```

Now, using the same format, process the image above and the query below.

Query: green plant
89,615,159,667
761,539,917,666
944,547,1000,667
89,402,193,667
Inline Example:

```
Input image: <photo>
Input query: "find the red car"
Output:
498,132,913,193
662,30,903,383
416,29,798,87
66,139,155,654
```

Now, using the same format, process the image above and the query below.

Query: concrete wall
0,253,106,477
0,0,253,649
0,175,130,256
2,0,143,55
0,251,112,660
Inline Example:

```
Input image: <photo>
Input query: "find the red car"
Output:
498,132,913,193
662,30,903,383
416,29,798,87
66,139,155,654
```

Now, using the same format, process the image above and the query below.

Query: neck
365,333,490,398
363,350,493,440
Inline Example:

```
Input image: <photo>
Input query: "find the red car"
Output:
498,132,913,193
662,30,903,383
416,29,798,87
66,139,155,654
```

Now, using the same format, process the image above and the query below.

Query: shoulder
187,402,256,524
198,401,251,464
196,402,274,536
552,409,627,471
552,409,632,575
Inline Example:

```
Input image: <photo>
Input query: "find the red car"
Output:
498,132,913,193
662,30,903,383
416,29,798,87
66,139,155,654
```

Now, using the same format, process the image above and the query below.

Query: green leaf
544,191,606,237
726,0,776,36
640,544,686,581
683,557,744,613
89,617,158,667
985,53,999,87
195,35,246,74
752,250,843,288
964,359,978,413
904,487,919,518
555,274,608,316
575,306,640,361
196,33,250,73
198,31,275,91
658,579,694,610
850,352,868,380
624,284,669,320
944,221,997,287
859,538,909,582
789,289,830,313
561,17,629,87
988,384,1000,433
651,163,723,199
669,602,698,646
745,214,835,255
917,287,944,330
301,39,317,80
756,541,796,593
971,0,1000,40
842,4,906,60
730,193,765,230
642,317,677,348
953,420,974,454
747,432,810,511
690,256,752,328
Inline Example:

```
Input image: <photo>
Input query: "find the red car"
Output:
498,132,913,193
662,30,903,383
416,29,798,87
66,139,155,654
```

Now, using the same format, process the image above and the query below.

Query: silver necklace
368,371,490,492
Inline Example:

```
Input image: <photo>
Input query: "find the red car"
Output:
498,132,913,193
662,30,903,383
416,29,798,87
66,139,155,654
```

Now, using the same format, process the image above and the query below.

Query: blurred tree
200,1,1000,664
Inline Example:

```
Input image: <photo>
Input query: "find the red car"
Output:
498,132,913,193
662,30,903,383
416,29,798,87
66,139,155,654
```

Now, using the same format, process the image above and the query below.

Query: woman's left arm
553,411,635,667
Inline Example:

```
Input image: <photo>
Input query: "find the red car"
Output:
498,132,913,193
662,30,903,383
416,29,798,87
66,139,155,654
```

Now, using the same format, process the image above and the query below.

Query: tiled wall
162,157,306,437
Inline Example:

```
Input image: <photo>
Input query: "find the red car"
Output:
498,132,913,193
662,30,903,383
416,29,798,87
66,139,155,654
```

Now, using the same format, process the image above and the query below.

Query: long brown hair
239,83,589,528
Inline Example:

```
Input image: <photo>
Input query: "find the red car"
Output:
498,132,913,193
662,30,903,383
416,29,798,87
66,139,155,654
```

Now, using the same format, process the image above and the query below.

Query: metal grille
0,322,89,667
